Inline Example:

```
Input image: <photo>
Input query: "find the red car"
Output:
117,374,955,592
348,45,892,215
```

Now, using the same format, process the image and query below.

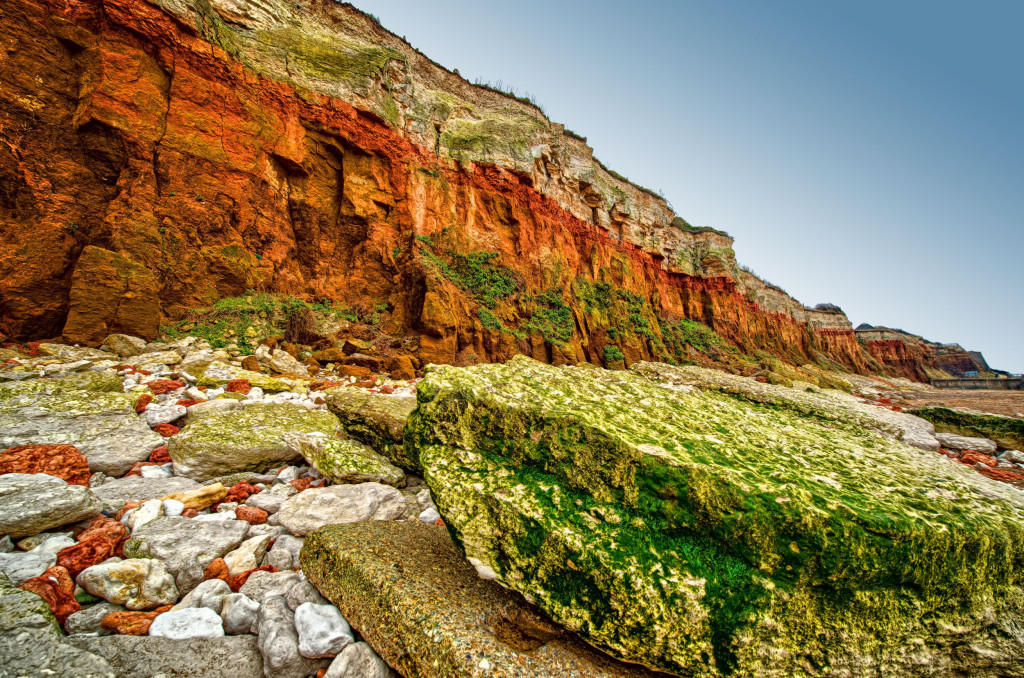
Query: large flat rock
301,522,661,678
169,403,340,481
0,473,101,539
67,635,264,678
409,356,1024,677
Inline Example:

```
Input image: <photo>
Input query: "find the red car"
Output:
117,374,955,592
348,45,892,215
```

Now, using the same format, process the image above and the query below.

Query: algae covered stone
324,388,418,471
410,356,1024,677
284,433,405,487
169,403,340,481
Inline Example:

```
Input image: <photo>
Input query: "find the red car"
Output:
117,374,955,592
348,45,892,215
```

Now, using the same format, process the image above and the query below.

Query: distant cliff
855,325,1003,381
0,0,910,375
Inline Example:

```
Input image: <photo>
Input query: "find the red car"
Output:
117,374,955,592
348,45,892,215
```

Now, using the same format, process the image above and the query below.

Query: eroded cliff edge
0,0,872,371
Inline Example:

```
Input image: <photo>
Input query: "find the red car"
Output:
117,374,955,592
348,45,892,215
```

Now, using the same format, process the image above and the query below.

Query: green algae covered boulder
284,433,405,487
324,388,418,471
169,403,340,481
409,356,1024,677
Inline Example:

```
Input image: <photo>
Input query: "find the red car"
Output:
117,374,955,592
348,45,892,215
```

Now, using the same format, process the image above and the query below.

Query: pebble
162,499,185,516
223,535,272,576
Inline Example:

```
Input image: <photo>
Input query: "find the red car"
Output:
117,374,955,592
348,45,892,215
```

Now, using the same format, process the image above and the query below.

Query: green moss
603,345,624,366
255,28,404,91
524,291,574,345
478,307,504,331
162,291,353,352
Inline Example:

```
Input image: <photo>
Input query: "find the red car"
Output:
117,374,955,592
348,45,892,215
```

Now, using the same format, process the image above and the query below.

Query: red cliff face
0,0,873,373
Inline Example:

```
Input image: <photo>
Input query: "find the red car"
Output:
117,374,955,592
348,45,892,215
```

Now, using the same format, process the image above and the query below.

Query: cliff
1,0,872,372
855,325,998,382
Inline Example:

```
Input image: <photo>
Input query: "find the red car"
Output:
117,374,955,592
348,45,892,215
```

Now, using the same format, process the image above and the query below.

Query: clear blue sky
351,0,1024,373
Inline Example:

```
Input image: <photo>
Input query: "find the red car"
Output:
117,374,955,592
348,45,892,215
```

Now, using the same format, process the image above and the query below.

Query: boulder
294,602,352,658
323,642,394,678
61,246,160,346
276,483,408,536
324,389,417,471
301,522,655,678
57,517,129,578
169,403,340,481
65,601,123,636
0,387,163,476
68,634,264,678
409,357,1024,676
284,433,405,487
221,592,260,635
149,606,225,639
934,432,999,453
0,444,91,486
0,546,57,586
171,578,231,613
0,474,101,539
238,570,303,604
244,483,295,514
255,596,329,678
223,535,272,576
0,573,115,677
160,482,228,510
77,558,178,610
100,334,147,357
91,476,201,513
263,535,304,571
125,517,249,594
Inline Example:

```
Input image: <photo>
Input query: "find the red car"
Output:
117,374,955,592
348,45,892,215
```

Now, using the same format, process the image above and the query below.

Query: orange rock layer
1,0,871,373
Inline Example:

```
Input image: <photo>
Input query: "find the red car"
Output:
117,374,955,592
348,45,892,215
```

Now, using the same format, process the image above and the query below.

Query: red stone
960,451,997,468
146,379,184,395
148,446,171,464
57,516,130,577
0,444,91,486
289,478,313,492
235,505,268,525
182,508,199,518
225,379,251,395
203,558,229,583
100,606,172,635
224,481,260,504
124,461,159,477
176,399,204,408
134,393,153,413
152,423,180,437
890,406,903,412
19,566,80,625
977,466,1024,485
433,518,445,527
316,669,328,678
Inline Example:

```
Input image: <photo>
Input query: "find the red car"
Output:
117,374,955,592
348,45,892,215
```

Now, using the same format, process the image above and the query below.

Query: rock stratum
1,0,884,374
